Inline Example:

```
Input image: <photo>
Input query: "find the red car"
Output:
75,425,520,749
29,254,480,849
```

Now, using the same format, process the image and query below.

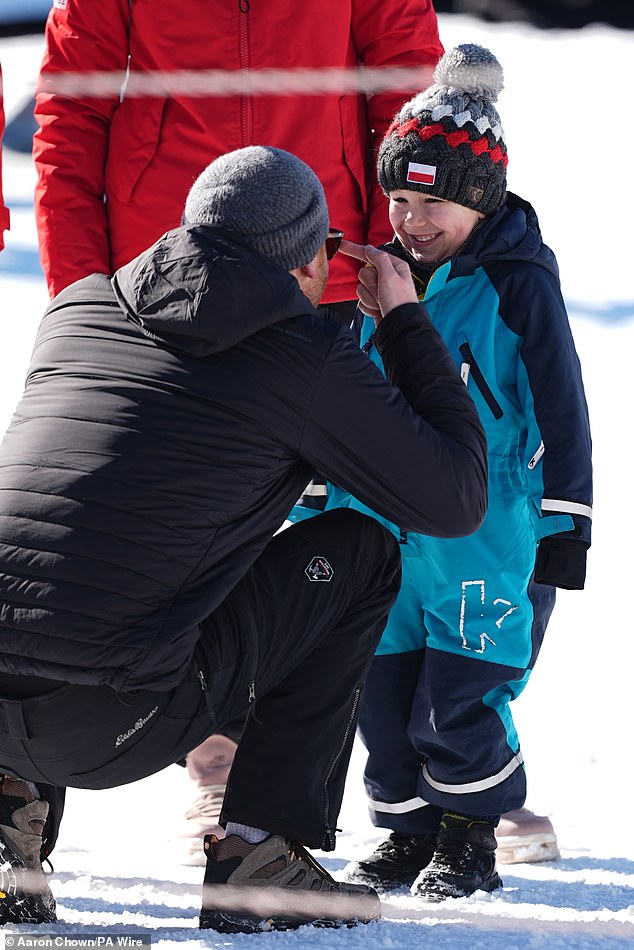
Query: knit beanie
183,146,329,270
378,43,508,216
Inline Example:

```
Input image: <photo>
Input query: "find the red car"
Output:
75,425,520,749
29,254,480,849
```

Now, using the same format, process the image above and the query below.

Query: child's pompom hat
378,43,508,216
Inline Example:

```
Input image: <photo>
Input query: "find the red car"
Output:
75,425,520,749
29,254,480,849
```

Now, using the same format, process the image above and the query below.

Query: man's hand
340,240,418,326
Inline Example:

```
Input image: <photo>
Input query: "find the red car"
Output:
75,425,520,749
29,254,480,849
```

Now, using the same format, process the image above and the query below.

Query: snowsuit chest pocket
458,341,503,421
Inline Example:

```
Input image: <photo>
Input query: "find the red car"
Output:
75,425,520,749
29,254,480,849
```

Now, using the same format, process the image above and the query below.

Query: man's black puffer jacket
0,226,486,691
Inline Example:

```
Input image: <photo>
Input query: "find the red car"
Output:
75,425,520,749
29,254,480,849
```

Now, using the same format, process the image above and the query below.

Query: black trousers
0,510,401,852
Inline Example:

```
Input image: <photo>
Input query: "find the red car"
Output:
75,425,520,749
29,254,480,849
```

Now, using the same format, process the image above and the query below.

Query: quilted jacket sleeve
33,0,132,297
302,303,488,538
351,0,443,248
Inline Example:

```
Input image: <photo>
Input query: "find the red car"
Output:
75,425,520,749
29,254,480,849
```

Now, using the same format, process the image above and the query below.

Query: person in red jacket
31,0,443,864
33,0,443,313
0,63,10,251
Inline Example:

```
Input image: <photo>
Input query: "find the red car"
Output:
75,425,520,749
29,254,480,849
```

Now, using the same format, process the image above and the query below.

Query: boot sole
200,908,375,934
0,839,57,925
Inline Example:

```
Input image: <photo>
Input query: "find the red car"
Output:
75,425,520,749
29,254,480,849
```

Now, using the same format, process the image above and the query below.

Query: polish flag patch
407,162,436,185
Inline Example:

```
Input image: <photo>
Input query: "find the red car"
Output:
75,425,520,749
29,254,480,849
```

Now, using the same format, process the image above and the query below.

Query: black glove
534,537,588,590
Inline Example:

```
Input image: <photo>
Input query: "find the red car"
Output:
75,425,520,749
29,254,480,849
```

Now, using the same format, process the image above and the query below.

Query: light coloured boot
179,733,237,866
496,807,560,864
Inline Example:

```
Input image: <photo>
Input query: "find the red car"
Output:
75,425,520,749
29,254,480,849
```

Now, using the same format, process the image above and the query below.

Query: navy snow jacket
0,227,486,691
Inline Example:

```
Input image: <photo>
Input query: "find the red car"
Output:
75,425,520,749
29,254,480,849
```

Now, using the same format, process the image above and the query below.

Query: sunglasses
325,228,344,261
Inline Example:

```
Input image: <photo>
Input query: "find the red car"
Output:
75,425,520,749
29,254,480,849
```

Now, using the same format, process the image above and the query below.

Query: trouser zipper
321,686,362,850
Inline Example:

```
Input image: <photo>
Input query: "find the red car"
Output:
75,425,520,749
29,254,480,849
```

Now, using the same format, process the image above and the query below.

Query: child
335,43,592,900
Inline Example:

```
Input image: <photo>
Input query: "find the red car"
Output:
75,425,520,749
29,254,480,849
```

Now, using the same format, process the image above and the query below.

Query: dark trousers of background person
0,509,401,853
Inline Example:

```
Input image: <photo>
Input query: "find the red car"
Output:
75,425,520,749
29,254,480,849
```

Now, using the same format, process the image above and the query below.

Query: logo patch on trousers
305,556,334,582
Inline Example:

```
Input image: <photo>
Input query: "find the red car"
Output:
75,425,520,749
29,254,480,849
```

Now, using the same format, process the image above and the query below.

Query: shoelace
287,841,337,885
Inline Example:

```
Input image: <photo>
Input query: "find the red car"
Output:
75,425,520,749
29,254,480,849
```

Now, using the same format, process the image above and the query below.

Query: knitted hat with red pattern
378,43,508,216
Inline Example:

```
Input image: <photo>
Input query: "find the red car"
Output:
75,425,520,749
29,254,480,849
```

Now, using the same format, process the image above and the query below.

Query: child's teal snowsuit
292,193,592,828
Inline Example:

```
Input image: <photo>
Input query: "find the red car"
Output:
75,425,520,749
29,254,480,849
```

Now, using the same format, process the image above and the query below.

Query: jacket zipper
238,0,251,146
458,342,503,420
322,686,362,850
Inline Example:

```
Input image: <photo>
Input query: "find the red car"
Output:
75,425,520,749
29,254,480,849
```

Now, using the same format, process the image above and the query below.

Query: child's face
388,190,484,265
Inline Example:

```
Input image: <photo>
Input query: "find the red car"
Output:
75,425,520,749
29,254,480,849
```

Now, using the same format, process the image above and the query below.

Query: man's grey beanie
183,145,329,270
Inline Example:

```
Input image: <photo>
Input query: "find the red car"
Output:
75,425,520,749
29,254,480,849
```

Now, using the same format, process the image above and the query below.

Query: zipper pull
198,669,208,692
528,441,545,470
460,362,470,384
248,680,256,703
361,332,376,354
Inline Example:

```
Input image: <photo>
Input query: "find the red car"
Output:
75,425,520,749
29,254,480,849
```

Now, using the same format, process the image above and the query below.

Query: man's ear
297,260,317,279
288,259,317,285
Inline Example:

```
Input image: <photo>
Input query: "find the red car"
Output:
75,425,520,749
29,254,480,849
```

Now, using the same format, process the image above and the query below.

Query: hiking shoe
411,812,503,902
179,734,237,866
496,808,559,864
199,833,381,933
0,775,57,924
343,831,438,891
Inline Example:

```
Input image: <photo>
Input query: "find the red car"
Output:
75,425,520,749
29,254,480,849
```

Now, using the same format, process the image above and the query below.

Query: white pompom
433,44,504,101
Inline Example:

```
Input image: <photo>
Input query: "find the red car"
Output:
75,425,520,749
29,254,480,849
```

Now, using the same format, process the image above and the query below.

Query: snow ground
1,12,634,949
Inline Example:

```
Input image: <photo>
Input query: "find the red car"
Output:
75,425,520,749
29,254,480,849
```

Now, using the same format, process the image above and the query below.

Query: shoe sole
0,839,57,925
200,908,376,934
496,834,560,865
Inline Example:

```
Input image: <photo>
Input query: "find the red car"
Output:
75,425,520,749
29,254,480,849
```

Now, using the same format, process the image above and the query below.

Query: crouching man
0,146,486,933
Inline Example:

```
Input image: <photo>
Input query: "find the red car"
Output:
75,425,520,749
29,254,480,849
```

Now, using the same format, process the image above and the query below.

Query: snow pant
0,509,401,853
357,573,556,833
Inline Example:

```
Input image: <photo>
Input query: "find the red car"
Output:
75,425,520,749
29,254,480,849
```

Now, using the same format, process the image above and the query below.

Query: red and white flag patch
407,162,436,185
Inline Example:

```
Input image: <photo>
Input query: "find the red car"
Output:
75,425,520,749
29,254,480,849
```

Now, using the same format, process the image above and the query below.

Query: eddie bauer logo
115,705,159,747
